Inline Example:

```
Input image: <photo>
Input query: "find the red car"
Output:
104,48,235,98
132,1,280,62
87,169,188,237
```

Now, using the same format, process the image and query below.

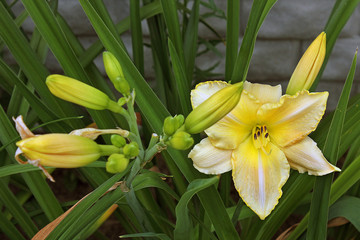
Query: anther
265,133,269,138
254,133,257,140
261,126,263,133
257,131,260,137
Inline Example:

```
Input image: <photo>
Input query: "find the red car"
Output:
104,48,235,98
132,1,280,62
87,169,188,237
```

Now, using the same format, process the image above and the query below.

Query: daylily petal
188,138,232,174
206,91,260,149
231,137,290,219
258,90,328,147
190,81,229,108
205,116,252,149
281,136,340,175
243,81,282,104
205,82,280,149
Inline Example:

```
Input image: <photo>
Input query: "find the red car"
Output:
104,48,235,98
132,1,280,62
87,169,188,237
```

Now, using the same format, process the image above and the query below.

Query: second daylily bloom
189,81,340,219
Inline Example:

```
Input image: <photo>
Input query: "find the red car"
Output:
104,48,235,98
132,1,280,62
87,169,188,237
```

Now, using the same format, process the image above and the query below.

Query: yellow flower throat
252,125,270,150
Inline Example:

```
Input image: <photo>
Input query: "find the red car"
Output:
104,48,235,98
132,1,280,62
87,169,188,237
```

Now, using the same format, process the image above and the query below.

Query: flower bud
286,32,326,95
185,82,243,134
174,114,185,128
111,135,126,148
46,74,124,113
118,97,127,106
163,114,184,136
114,77,131,96
16,134,102,168
167,131,194,150
123,142,139,158
103,52,130,96
106,154,129,173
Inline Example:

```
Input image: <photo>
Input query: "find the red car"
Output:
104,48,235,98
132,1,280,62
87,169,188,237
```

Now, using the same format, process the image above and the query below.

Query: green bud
123,142,139,158
163,115,184,136
103,51,124,82
106,154,129,173
163,116,176,136
168,131,194,150
103,52,131,96
118,97,127,106
111,135,126,148
174,114,184,127
185,82,243,134
113,76,130,96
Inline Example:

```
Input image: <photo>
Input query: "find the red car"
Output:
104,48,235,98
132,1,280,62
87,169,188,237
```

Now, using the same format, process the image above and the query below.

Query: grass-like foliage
0,0,359,239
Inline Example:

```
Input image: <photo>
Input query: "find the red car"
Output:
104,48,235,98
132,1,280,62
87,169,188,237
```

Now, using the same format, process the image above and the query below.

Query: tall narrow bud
185,82,243,134
103,51,130,96
16,134,103,168
286,32,326,95
46,74,124,113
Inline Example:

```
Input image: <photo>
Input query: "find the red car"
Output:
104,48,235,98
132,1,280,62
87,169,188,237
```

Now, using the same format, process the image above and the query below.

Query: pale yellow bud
46,74,124,113
16,134,119,168
185,82,243,134
286,32,326,95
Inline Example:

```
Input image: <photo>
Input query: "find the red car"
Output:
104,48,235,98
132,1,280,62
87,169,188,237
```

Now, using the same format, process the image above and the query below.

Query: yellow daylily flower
188,81,340,219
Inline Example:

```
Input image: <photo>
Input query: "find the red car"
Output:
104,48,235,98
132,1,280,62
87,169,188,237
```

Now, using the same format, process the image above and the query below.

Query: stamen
252,125,270,149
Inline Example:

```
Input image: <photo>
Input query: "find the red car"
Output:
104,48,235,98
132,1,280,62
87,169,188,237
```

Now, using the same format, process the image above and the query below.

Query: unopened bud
185,82,243,134
114,77,131,96
16,134,102,168
103,52,130,96
286,32,326,95
111,135,126,148
163,114,184,136
168,131,194,150
106,154,129,173
46,75,124,113
118,97,127,106
123,142,139,158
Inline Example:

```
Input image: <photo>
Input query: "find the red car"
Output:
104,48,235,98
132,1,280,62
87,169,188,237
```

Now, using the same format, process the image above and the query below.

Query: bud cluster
105,135,140,174
162,114,194,150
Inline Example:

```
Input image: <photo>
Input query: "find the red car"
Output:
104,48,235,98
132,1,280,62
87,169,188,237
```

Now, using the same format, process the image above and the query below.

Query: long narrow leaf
168,39,191,115
311,0,360,90
174,177,218,240
130,0,144,75
307,49,357,240
225,0,240,80
231,0,277,83
287,154,360,239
